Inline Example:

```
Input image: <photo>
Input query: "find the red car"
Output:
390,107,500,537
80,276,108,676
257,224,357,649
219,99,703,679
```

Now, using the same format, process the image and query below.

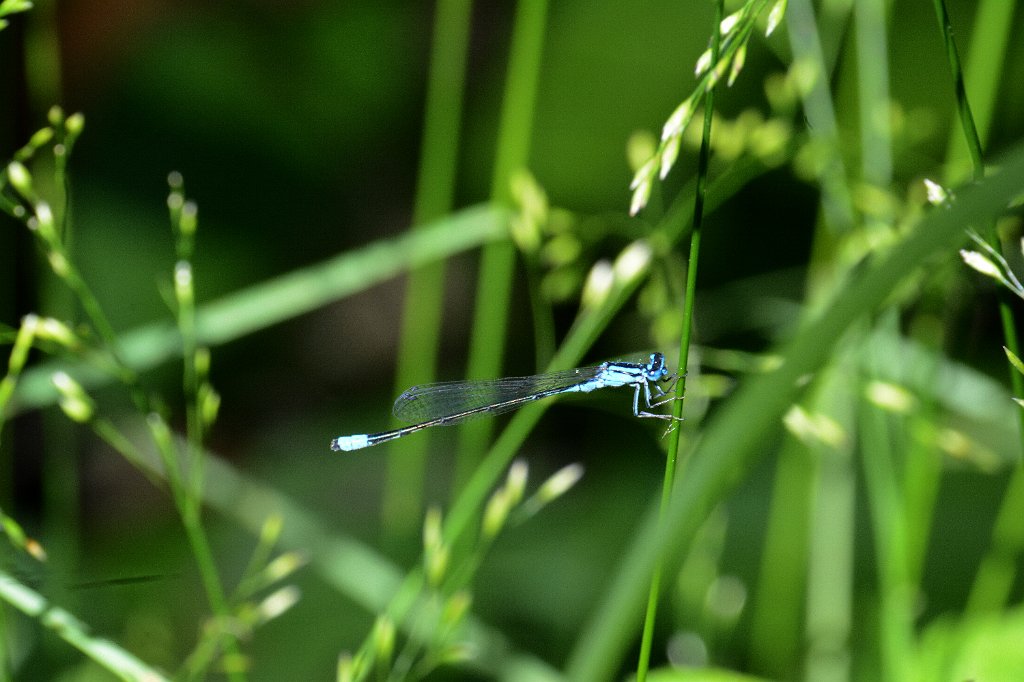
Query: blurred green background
2,1,1024,681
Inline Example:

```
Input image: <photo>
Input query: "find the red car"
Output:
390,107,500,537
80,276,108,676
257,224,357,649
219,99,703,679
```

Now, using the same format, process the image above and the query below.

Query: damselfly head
647,352,669,380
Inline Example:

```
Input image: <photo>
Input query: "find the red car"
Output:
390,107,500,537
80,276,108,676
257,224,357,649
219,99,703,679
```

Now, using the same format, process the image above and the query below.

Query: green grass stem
799,358,857,682
940,0,1013,180
748,434,814,678
38,111,83,632
932,0,985,179
455,0,548,484
854,0,893,189
165,187,245,679
636,4,722,681
381,0,473,544
861,322,915,682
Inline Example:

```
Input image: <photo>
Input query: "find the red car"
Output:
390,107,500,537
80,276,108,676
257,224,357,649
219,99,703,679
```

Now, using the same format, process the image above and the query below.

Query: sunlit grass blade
10,204,508,414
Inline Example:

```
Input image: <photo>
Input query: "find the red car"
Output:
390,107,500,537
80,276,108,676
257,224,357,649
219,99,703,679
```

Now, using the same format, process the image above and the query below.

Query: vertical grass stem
635,4,721,680
455,0,548,483
381,0,473,543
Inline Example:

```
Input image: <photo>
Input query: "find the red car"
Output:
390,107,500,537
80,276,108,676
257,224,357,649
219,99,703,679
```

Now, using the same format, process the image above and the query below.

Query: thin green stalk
861,322,914,682
932,0,983,177
40,234,151,416
47,247,121,367
89,418,163,488
176,262,202,510
40,117,85,624
901,406,942,588
523,255,557,371
155,182,244,678
749,437,813,678
167,182,204,512
180,508,242,682
854,0,892,189
636,3,721,680
381,0,473,543
941,0,1013,180
801,355,857,682
147,412,244,681
176,298,244,674
455,0,548,485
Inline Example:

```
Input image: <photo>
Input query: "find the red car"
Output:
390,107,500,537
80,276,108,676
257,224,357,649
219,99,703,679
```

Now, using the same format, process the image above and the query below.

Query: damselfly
330,352,681,451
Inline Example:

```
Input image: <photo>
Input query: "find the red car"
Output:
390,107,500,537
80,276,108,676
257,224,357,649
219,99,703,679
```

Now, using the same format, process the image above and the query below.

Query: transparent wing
392,365,603,424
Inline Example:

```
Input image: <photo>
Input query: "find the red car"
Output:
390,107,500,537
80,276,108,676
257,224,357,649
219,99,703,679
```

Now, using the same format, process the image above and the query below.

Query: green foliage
2,115,302,680
2,1,1023,681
